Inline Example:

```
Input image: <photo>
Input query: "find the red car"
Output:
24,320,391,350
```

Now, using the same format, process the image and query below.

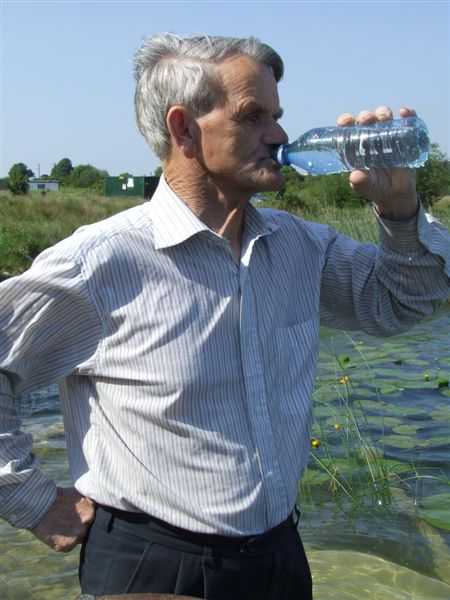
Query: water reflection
310,549,450,600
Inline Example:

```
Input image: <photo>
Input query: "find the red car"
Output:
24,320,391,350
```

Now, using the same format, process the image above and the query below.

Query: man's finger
79,508,96,524
349,170,371,191
375,105,393,121
399,106,417,117
53,536,80,553
336,112,354,126
356,110,377,125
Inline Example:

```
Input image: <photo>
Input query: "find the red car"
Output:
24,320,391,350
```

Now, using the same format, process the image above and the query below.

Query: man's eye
247,113,262,123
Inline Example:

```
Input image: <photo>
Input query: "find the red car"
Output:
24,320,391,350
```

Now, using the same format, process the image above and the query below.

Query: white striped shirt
0,176,449,534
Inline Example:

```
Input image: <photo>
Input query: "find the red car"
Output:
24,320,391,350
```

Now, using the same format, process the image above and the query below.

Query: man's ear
166,106,197,159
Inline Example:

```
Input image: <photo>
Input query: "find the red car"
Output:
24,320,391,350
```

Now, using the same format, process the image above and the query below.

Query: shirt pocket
272,319,319,418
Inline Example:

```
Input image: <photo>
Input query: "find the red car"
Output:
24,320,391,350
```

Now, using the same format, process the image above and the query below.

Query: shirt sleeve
0,244,103,528
320,203,450,335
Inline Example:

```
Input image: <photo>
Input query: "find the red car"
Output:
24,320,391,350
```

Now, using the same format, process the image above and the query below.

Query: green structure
104,175,159,199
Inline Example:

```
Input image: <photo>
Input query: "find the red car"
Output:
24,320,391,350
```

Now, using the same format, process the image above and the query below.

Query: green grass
0,188,142,274
1,187,450,275
264,198,450,244
300,204,379,242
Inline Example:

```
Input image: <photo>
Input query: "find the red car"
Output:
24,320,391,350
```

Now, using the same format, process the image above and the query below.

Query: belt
97,504,301,555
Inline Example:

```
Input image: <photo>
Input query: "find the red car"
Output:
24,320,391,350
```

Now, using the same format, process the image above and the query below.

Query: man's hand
30,487,96,552
337,106,419,220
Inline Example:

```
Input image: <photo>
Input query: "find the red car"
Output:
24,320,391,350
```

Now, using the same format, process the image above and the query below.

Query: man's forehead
217,55,280,105
217,55,275,88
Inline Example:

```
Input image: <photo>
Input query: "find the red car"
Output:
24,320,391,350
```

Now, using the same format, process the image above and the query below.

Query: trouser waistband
97,504,300,554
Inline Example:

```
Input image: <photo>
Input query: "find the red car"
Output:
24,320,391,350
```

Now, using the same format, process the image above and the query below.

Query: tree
68,164,107,189
50,158,73,182
416,143,450,207
154,166,163,177
8,163,34,195
261,167,361,213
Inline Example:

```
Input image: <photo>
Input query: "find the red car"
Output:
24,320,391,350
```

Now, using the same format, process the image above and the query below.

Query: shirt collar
243,200,279,242
148,176,210,250
148,175,279,250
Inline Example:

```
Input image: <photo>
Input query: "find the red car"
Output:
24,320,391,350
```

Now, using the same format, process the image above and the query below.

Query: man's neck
164,164,250,260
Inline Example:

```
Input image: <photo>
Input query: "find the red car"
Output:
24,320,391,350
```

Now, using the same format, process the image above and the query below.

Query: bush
67,164,108,190
8,163,33,195
417,145,450,207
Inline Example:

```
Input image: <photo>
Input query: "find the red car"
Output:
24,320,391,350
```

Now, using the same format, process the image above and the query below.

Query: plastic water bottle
274,116,430,176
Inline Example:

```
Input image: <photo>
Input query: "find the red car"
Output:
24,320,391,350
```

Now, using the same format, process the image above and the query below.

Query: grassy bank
0,189,142,274
1,188,450,276
265,195,450,243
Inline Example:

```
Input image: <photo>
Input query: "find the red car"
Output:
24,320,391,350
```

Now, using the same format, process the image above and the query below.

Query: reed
300,335,450,519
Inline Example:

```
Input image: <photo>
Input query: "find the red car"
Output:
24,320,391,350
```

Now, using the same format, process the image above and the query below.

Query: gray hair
134,33,284,160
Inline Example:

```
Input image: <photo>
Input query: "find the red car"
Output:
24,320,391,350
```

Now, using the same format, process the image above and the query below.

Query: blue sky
1,0,449,177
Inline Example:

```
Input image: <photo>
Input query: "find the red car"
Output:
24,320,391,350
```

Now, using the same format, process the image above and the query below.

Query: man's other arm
0,242,102,548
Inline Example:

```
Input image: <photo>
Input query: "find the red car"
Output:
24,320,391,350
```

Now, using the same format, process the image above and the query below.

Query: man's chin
255,169,285,192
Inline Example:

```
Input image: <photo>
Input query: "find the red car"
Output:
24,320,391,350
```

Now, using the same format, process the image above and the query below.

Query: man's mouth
259,157,282,169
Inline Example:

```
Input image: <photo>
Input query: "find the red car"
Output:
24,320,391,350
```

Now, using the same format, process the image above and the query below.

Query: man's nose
263,121,289,146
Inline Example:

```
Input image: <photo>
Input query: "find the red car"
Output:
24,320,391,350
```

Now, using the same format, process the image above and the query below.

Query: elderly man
0,33,449,599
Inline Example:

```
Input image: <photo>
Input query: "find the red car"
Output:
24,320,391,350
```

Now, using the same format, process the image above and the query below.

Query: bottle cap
274,145,285,165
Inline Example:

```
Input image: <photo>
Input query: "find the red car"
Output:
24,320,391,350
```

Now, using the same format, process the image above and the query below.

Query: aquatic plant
300,332,450,530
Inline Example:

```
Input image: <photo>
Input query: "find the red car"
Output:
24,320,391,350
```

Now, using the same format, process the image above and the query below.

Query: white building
28,178,59,192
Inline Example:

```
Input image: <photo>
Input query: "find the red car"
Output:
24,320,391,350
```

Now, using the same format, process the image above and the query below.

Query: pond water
1,312,450,599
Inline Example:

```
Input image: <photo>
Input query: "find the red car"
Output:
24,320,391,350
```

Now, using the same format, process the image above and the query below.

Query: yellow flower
311,438,321,449
333,423,342,431
339,375,350,385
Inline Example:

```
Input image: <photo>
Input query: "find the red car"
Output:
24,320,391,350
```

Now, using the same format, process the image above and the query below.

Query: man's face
194,55,288,196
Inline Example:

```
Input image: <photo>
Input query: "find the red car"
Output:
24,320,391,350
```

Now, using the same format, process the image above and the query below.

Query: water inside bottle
339,125,429,171
285,149,350,176
280,118,429,175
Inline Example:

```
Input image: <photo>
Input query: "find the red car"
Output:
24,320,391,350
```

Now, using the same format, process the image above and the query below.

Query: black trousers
79,505,313,599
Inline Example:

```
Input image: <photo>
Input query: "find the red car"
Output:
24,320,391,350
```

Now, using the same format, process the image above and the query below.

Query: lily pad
373,367,405,378
337,354,351,368
351,387,379,399
313,404,337,418
418,493,450,531
376,404,427,418
431,404,450,420
380,435,429,449
424,436,450,448
358,399,389,412
390,379,437,390
365,415,403,429
392,424,422,435
378,384,404,396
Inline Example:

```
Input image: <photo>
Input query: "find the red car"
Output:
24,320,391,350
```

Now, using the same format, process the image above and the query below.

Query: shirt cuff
375,203,422,253
375,203,450,277
417,208,450,278
0,469,57,529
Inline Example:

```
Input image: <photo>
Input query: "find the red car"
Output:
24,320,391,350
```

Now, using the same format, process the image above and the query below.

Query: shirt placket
238,234,288,528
